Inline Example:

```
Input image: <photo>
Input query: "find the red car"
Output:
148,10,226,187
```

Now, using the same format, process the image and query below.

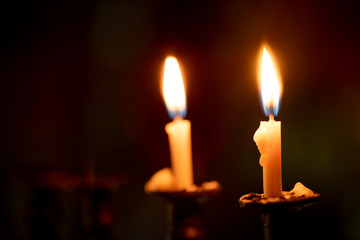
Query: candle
253,47,283,198
163,56,193,190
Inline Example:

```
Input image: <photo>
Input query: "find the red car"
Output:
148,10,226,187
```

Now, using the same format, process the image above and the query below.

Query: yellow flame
163,56,186,118
259,47,282,115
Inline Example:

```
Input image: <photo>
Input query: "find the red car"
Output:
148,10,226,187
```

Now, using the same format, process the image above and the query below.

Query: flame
163,56,187,119
259,47,282,117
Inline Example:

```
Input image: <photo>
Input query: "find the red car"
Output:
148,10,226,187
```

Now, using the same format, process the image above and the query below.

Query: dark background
2,0,360,239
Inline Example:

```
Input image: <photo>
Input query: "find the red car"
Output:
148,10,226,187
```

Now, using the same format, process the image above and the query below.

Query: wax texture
165,118,194,189
254,120,282,198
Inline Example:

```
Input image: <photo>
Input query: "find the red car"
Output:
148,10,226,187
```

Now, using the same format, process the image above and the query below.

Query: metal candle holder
239,189,321,240
151,186,221,240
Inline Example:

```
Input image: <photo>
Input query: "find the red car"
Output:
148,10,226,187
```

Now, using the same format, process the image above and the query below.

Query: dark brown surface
240,190,321,240
149,184,222,204
239,191,321,210
149,184,221,240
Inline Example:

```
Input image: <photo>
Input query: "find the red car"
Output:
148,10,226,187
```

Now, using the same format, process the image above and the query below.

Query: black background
2,0,360,239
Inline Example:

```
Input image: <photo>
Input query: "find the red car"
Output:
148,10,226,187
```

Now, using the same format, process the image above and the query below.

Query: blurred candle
163,56,193,190
253,47,283,198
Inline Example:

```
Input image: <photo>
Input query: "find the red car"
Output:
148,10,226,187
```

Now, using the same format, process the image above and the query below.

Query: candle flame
259,47,282,117
163,56,187,119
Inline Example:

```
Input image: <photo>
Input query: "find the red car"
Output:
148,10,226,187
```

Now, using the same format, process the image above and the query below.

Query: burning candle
254,47,283,198
163,56,194,190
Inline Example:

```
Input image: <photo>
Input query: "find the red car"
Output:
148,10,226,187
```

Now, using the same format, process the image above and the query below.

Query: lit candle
253,47,283,198
163,56,193,190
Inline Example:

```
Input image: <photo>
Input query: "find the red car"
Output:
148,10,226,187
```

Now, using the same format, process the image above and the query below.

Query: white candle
254,47,283,198
163,56,194,190
254,114,282,197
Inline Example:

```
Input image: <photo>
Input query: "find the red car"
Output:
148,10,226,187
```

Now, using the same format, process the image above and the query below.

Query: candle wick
269,114,274,121
174,115,183,121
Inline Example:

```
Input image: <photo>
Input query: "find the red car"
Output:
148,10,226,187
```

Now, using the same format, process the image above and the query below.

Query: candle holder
239,183,320,240
149,183,221,240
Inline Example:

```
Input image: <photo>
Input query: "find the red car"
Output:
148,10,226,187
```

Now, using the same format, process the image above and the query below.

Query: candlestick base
239,182,320,240
149,182,221,240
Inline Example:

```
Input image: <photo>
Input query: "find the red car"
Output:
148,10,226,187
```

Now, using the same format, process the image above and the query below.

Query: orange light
258,47,282,116
163,56,187,119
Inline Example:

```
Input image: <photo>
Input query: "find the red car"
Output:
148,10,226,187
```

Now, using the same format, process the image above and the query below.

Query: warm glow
163,56,187,119
259,47,282,117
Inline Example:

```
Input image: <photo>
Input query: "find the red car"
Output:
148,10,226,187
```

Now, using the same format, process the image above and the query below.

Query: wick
174,115,183,121
269,114,274,121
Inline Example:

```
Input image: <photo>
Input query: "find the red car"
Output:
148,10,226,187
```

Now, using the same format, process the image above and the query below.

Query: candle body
165,117,193,189
253,120,282,197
